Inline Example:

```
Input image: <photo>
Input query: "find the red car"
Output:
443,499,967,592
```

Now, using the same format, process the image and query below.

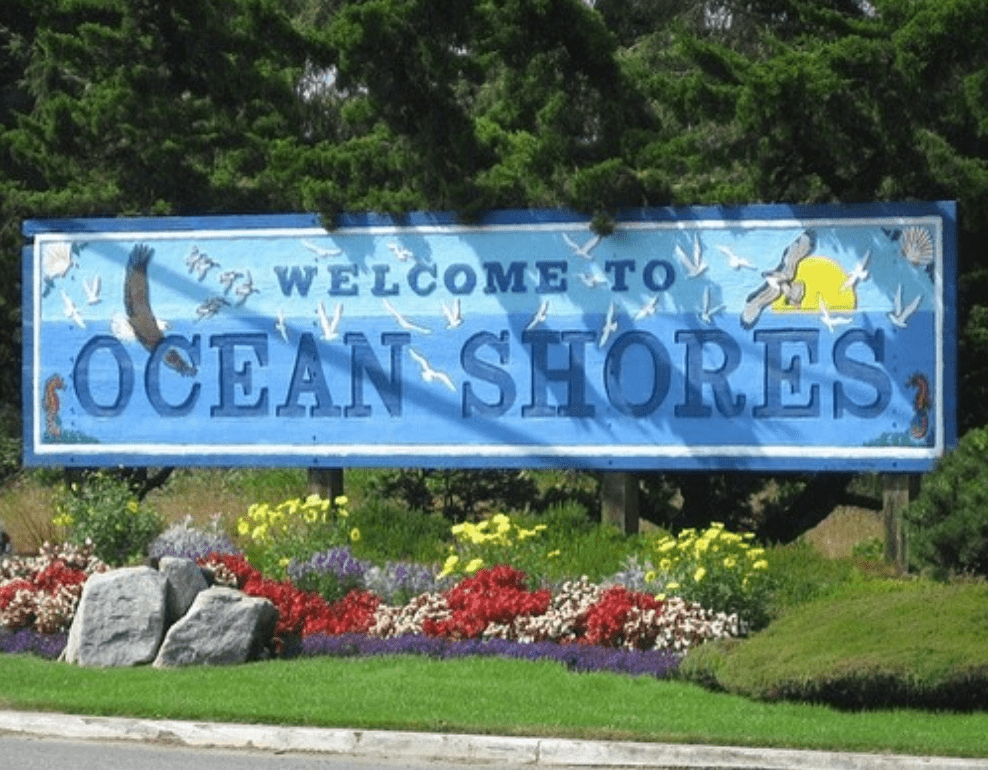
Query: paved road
1,735,541,770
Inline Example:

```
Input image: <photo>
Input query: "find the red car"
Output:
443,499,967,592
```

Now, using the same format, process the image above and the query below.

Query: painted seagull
819,296,852,333
675,234,708,279
409,348,456,392
275,308,289,343
562,232,601,261
125,243,196,376
598,302,619,348
888,284,921,329
302,239,343,259
387,241,415,262
441,298,463,329
716,245,756,271
317,300,343,340
698,286,726,325
840,250,871,292
195,296,229,321
634,295,659,321
525,299,550,331
83,275,102,305
61,290,85,328
186,247,220,281
579,271,608,289
218,270,244,294
740,229,816,330
234,270,259,305
383,298,430,333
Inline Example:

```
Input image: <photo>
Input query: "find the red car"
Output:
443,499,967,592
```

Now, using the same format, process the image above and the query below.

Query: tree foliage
3,0,988,530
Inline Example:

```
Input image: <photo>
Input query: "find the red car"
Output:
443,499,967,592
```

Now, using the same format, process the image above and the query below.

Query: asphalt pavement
2,709,988,770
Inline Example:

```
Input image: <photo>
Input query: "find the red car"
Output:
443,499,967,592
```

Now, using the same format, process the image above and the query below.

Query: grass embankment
2,652,988,758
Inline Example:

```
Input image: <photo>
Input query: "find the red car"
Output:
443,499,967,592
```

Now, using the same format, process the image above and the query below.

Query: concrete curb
2,710,987,769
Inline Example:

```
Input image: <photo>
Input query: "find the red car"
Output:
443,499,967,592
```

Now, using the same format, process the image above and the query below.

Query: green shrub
346,497,450,564
764,540,862,614
53,471,164,566
904,426,988,578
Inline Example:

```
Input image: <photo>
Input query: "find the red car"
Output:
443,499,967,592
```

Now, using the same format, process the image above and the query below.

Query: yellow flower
236,519,250,536
547,549,561,558
464,558,484,574
658,539,677,553
723,556,737,569
52,513,75,528
126,500,139,513
279,557,290,568
251,524,268,542
655,593,666,601
666,581,680,591
334,495,349,507
659,558,672,572
349,527,361,542
644,570,657,583
693,566,707,582
439,554,460,578
752,559,769,571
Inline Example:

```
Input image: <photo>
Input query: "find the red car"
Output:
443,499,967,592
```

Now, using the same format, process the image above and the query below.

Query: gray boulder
153,586,278,667
158,556,209,625
63,566,168,667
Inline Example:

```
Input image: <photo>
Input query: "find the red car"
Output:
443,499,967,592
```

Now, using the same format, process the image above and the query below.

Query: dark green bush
904,426,988,578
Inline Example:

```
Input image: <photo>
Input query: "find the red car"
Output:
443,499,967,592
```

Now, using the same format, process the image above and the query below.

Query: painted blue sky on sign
26,205,953,471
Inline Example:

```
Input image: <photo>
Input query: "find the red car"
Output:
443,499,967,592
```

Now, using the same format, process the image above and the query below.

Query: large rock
153,586,278,667
63,566,168,667
158,556,209,625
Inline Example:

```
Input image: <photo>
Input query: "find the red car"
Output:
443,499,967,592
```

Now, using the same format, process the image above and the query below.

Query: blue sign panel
22,203,956,471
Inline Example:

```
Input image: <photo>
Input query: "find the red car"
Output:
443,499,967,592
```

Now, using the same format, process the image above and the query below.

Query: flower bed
1,519,752,677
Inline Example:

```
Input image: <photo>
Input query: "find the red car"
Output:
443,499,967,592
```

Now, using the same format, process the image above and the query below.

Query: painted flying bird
302,239,343,259
675,234,708,279
195,295,229,321
186,247,220,281
716,245,756,271
578,271,608,289
525,299,550,331
739,229,815,330
634,295,659,321
234,271,259,305
124,243,196,376
275,308,289,343
82,275,102,304
888,284,921,329
598,302,619,348
409,348,456,392
382,298,430,333
840,250,870,292
387,241,415,262
699,286,726,325
317,300,343,340
441,298,463,329
561,232,601,260
61,290,85,328
819,296,852,333
218,270,244,294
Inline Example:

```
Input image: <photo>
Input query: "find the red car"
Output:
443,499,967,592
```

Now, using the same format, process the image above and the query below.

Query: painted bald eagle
124,244,197,376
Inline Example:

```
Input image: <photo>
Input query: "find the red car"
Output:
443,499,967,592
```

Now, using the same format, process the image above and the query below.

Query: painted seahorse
907,372,931,440
43,374,65,440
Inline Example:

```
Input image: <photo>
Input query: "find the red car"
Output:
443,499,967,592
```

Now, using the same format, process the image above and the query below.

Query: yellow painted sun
771,256,856,313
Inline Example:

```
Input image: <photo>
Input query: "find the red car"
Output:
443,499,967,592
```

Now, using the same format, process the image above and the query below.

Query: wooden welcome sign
22,202,956,471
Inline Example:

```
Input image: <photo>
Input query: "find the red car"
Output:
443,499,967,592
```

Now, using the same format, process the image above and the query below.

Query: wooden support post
307,467,344,502
600,472,639,535
882,474,914,573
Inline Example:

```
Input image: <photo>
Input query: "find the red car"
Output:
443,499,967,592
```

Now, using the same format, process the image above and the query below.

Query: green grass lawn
2,653,988,758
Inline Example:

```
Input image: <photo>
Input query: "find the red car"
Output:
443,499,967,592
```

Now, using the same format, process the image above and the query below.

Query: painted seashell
42,242,74,279
900,226,934,266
